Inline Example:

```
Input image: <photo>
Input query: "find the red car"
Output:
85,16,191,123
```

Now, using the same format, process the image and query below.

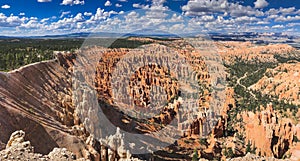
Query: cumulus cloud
266,7,299,17
19,13,25,16
37,0,51,2
0,0,298,36
41,18,49,23
235,16,259,23
275,15,300,22
279,7,296,14
286,23,300,27
61,0,84,6
21,19,44,29
1,5,10,9
272,24,284,29
254,0,269,9
115,3,122,7
60,11,71,18
168,13,184,22
0,13,25,27
152,0,166,6
46,13,85,31
84,12,92,16
133,4,142,8
182,0,264,17
104,1,112,7
169,23,185,31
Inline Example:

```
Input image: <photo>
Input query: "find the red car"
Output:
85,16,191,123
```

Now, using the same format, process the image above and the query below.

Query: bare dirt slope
0,53,89,157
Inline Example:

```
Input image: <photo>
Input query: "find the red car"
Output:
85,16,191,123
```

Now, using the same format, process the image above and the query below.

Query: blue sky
0,0,300,36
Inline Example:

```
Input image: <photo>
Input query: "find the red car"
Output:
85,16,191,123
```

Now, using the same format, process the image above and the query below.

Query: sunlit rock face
240,104,295,158
0,37,228,160
92,42,218,137
73,38,226,155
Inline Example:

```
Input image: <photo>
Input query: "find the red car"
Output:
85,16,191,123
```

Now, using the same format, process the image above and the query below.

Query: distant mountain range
1,32,299,47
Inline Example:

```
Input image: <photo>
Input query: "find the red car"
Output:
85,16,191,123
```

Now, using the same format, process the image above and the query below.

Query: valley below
0,37,299,161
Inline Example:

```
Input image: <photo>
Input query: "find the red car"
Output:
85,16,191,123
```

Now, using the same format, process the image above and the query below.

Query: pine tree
192,148,198,161
246,140,251,153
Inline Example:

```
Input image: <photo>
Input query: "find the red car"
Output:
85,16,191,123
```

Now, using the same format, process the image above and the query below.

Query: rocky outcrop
249,62,300,105
0,53,99,159
0,51,144,160
92,43,216,138
227,153,288,161
241,104,294,158
0,130,83,161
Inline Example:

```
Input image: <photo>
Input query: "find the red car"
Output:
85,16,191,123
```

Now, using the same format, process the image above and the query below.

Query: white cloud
84,12,92,16
266,7,300,18
266,14,278,20
61,0,84,6
19,13,25,16
182,0,264,17
275,15,300,22
168,13,184,22
1,0,299,36
73,0,84,5
272,24,284,29
41,18,50,23
287,23,300,27
37,0,51,2
279,7,296,14
152,0,166,6
47,13,85,31
0,13,24,27
86,8,116,25
132,3,150,9
115,3,122,7
235,16,259,23
133,3,141,8
257,21,269,25
20,19,44,29
1,5,10,9
60,11,71,18
169,23,185,31
73,13,84,22
254,0,268,9
104,1,112,7
201,15,215,22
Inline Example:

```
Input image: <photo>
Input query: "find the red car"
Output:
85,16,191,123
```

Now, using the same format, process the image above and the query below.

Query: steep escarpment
0,53,89,156
0,51,142,160
240,104,294,158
